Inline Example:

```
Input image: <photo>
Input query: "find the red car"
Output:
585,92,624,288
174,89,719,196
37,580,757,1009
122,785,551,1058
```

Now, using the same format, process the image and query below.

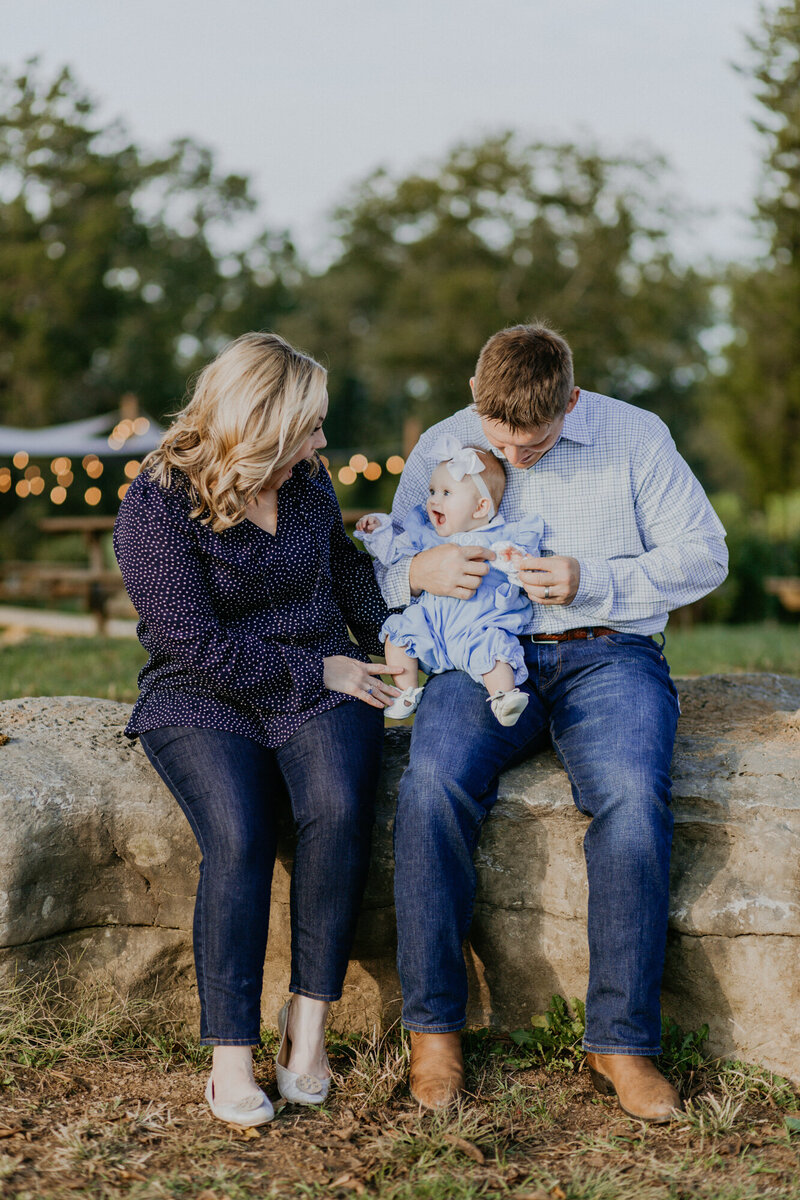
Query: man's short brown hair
473,323,574,430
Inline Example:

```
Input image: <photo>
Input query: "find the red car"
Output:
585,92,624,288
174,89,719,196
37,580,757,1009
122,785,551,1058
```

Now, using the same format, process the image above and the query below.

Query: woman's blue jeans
394,632,680,1055
139,700,383,1045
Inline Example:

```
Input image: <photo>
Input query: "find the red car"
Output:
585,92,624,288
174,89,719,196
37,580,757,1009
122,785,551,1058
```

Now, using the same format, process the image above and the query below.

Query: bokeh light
386,455,405,474
85,487,102,506
338,466,357,485
349,453,368,473
363,461,382,480
57,471,74,486
50,486,67,505
12,451,29,469
124,460,141,479
30,476,45,495
132,417,150,435
85,460,103,478
118,483,130,500
24,464,41,480
15,479,31,497
51,456,71,475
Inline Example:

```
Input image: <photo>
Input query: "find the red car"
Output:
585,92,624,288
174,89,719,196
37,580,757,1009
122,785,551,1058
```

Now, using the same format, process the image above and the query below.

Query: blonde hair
144,332,327,532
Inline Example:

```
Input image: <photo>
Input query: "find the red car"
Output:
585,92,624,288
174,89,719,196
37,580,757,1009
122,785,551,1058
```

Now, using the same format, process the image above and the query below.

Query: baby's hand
356,514,380,533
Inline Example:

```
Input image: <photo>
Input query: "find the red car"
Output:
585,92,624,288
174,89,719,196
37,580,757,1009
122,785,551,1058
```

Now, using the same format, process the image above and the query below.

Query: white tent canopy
0,412,164,458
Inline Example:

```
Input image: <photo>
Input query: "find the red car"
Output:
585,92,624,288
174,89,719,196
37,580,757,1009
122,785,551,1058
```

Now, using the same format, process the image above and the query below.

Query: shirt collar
560,392,593,445
470,391,594,452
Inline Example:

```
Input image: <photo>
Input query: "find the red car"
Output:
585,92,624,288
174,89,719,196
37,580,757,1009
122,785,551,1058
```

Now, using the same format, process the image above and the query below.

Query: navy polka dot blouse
113,459,389,748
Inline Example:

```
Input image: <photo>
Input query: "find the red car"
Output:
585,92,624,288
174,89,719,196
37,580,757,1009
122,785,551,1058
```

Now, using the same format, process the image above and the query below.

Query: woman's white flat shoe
205,1075,274,1126
383,686,424,720
489,687,529,727
275,1000,331,1105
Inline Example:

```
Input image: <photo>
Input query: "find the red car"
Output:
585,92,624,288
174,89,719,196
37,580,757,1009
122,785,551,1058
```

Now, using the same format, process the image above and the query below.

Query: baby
355,435,543,726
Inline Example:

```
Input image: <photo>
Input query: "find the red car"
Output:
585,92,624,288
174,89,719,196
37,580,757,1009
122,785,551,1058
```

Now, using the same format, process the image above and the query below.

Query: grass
1,973,799,1199
0,622,799,707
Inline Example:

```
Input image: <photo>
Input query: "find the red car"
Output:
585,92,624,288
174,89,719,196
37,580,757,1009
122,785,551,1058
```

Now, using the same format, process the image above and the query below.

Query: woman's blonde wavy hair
144,332,327,532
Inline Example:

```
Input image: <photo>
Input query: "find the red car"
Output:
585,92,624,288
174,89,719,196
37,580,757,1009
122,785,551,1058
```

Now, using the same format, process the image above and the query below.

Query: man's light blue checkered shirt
374,392,728,636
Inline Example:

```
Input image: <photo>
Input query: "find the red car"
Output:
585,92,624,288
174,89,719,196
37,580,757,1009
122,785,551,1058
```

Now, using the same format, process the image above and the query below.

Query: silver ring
366,686,373,695
544,586,550,600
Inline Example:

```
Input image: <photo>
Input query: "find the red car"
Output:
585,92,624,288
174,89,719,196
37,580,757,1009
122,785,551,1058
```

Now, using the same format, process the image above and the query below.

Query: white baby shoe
489,688,529,727
205,1075,274,1127
383,686,425,720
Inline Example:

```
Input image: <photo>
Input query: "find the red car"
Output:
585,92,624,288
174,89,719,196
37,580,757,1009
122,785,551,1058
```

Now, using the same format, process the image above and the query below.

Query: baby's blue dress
356,507,544,686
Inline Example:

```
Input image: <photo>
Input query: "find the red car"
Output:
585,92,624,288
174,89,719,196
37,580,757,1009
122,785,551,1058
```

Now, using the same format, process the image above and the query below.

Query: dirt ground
2,1036,799,1200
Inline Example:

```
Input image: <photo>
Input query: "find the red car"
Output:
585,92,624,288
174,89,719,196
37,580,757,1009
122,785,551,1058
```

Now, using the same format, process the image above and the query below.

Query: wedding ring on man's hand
366,686,373,695
544,586,550,600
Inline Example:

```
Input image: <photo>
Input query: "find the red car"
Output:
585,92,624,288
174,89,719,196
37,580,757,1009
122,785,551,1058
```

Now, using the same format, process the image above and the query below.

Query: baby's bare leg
384,639,419,692
482,661,516,697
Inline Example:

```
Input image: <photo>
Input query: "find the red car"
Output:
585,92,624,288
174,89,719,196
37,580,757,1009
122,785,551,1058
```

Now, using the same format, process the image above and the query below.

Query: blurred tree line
1,1,800,618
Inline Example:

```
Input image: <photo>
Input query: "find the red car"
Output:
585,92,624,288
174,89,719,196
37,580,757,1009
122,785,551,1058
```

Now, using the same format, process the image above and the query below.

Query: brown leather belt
529,626,617,642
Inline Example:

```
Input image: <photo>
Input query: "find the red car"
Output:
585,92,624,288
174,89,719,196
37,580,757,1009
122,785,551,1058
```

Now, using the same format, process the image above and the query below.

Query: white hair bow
429,434,496,518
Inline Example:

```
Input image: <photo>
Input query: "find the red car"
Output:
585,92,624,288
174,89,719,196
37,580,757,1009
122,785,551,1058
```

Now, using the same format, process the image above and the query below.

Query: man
374,324,727,1122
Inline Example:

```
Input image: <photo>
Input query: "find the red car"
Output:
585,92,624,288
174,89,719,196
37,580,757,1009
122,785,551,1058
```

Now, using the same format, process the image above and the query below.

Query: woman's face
269,392,329,490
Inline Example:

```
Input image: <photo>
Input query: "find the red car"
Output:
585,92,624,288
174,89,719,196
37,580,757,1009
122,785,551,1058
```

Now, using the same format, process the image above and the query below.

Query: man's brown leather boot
585,1052,683,1123
409,1032,465,1109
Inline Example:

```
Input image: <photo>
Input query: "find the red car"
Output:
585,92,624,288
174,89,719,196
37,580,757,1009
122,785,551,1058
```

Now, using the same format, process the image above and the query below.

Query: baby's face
426,463,484,537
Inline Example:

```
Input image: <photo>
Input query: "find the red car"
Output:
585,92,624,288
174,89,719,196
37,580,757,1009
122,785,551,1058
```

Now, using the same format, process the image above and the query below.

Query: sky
2,0,769,265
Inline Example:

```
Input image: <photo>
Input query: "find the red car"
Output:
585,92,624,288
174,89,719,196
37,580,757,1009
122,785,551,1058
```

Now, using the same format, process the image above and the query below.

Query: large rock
1,677,798,1081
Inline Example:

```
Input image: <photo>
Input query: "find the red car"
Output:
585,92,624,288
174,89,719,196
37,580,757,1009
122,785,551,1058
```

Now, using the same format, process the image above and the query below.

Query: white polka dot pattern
112,460,389,748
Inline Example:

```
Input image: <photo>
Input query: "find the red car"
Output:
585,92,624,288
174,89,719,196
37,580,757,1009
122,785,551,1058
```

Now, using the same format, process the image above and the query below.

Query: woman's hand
323,656,403,709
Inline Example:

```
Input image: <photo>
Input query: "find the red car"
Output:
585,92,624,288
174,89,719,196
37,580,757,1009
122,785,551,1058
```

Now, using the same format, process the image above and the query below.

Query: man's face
477,387,580,470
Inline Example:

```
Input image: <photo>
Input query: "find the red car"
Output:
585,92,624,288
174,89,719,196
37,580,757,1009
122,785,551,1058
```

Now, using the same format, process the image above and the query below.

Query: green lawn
0,623,798,704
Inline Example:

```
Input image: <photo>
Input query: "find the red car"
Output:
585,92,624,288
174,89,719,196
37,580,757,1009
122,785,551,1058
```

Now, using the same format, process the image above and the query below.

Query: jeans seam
550,730,589,816
141,738,215,1040
290,986,341,1002
404,1020,466,1034
583,1040,662,1056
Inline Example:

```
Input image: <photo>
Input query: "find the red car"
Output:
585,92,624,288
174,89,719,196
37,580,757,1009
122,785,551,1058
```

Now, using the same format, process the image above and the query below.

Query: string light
85,487,102,506
12,451,29,470
386,455,405,475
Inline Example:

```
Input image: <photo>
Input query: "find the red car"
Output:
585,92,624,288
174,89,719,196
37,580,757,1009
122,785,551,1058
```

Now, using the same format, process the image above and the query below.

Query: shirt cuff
378,556,412,609
573,557,613,611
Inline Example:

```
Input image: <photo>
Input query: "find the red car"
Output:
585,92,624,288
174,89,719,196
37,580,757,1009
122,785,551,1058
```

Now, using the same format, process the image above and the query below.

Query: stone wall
1,676,798,1081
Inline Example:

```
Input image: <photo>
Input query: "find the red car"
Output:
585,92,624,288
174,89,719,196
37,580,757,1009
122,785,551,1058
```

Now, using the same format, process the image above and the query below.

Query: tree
287,134,711,458
0,62,299,428
704,1,800,501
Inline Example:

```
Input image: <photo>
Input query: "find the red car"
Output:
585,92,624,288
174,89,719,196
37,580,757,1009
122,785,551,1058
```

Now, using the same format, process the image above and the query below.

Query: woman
113,332,399,1126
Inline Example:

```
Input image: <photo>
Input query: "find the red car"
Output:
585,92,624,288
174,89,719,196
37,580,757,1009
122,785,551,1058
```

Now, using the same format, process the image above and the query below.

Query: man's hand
409,543,494,599
518,555,580,606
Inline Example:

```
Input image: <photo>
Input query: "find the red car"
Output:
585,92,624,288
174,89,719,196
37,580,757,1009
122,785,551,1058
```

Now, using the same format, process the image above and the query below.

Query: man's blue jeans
139,701,383,1045
394,632,680,1055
